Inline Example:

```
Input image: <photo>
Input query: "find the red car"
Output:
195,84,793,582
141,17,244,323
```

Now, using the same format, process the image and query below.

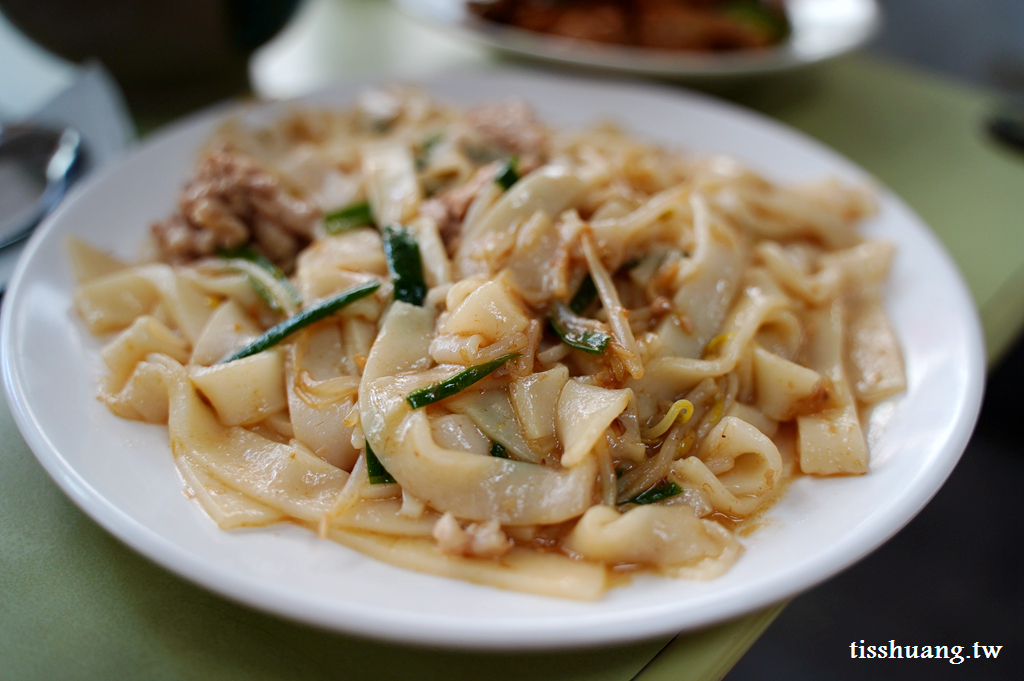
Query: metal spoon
0,124,86,249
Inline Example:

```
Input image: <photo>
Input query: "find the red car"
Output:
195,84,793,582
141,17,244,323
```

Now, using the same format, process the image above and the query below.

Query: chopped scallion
383,224,427,306
365,440,396,485
324,201,374,234
626,480,683,505
220,280,379,363
406,354,520,409
218,243,302,307
569,274,597,315
489,441,510,459
495,158,519,190
549,302,610,355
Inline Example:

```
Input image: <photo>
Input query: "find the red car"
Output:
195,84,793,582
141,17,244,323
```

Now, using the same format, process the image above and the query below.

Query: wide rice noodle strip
503,211,564,306
616,377,718,503
160,356,350,521
756,242,829,305
630,269,789,426
589,184,691,255
430,413,492,455
217,258,300,317
191,300,262,366
67,236,128,284
361,140,420,226
359,307,595,524
556,379,631,467
510,364,569,440
296,229,388,279
359,301,590,520
455,166,584,278
796,300,868,475
328,498,439,537
176,454,285,529
189,350,287,427
700,164,868,249
322,528,607,601
366,376,596,524
658,195,748,359
101,357,173,423
446,389,549,464
689,416,782,501
408,215,451,287
101,316,190,392
183,268,263,316
564,505,741,579
752,346,834,422
285,323,361,470
820,241,905,404
429,331,529,366
582,235,643,380
74,264,214,342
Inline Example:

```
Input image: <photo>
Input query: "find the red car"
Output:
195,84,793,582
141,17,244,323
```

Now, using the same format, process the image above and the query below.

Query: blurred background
0,1,1021,679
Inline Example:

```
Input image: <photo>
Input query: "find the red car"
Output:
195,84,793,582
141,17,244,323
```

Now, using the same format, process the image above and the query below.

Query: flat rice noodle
101,357,173,423
446,388,549,464
408,215,451,288
285,323,361,469
102,316,190,392
361,140,421,225
456,165,584,277
510,364,569,440
693,416,782,496
796,300,868,475
752,346,834,422
329,498,439,536
190,350,287,427
556,379,631,468
160,357,350,521
630,270,789,425
177,454,285,529
564,505,741,579
659,194,748,359
67,235,128,284
322,528,607,600
191,300,262,366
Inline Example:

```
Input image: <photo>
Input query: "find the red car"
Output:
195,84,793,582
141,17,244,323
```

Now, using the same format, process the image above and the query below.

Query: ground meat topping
151,147,320,270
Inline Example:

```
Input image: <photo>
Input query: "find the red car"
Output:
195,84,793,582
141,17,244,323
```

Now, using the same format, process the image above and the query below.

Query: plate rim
394,0,884,78
0,66,986,650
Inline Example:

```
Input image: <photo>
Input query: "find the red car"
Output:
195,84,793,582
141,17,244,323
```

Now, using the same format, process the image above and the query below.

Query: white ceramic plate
1,69,983,649
395,0,881,78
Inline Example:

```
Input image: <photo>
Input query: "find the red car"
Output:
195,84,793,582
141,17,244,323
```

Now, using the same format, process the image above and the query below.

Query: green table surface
3,17,1024,681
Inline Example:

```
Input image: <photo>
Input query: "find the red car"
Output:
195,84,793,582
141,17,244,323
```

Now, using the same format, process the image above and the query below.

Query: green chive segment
383,224,428,306
569,274,597,315
626,480,683,505
406,354,520,410
495,158,519,190
415,132,443,170
220,280,380,363
489,441,510,459
549,302,610,355
218,244,302,310
324,201,374,234
365,440,396,485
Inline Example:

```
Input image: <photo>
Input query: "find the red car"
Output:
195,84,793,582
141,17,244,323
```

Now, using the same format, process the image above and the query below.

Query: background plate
395,0,881,78
0,68,983,649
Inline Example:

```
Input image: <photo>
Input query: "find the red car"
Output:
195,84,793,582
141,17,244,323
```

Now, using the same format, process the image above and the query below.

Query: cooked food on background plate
467,0,791,52
70,86,904,599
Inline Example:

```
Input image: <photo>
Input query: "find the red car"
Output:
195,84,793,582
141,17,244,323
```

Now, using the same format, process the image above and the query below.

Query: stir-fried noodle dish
71,88,905,600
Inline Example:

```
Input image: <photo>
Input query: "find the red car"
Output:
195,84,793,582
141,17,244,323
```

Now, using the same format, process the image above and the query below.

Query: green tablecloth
2,51,1022,681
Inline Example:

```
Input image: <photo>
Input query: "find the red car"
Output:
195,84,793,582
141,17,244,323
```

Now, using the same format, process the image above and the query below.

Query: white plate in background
1,69,983,649
395,0,881,78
